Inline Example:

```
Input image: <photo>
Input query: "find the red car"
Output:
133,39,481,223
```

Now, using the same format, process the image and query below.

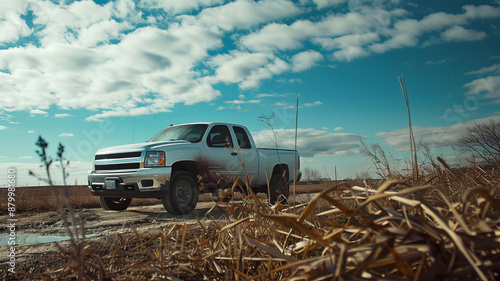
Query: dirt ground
0,194,315,278
0,200,227,276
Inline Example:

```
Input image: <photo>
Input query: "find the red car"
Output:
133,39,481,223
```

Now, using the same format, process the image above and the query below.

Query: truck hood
95,140,190,155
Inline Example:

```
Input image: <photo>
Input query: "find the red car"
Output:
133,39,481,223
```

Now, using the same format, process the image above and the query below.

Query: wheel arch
171,160,200,178
272,164,289,181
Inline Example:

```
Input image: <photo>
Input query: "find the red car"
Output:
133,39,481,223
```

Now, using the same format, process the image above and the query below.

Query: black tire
98,196,132,211
162,171,199,215
269,174,289,205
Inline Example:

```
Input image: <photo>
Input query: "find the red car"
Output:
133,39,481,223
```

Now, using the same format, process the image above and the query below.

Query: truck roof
170,122,246,127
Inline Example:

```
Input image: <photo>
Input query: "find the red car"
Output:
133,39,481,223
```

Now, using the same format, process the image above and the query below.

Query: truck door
231,125,258,184
203,125,242,181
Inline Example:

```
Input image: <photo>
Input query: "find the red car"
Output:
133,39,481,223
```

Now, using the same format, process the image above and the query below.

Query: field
1,165,499,280
0,185,160,214
0,182,334,215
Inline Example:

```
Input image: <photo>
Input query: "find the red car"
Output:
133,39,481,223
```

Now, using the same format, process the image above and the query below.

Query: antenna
292,94,300,207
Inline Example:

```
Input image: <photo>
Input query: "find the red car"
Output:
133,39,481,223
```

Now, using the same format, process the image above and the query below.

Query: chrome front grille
94,150,143,173
95,151,142,160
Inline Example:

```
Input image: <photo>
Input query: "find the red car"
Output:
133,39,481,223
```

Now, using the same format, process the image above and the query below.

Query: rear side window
233,126,251,149
207,125,233,148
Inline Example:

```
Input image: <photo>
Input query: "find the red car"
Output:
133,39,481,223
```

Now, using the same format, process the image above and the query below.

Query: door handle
231,152,238,156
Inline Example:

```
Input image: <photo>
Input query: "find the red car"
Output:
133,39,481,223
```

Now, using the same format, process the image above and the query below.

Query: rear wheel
162,171,199,215
98,196,132,211
269,174,289,205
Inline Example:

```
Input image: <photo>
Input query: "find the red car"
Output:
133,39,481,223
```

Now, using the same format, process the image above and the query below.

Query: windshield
149,124,208,143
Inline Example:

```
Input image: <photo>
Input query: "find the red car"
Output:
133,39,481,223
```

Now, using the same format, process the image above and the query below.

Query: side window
233,126,251,149
207,125,233,148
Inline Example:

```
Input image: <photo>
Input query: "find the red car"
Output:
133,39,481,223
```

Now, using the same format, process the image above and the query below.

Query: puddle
0,233,99,245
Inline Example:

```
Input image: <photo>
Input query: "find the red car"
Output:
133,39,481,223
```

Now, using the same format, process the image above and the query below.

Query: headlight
145,151,165,167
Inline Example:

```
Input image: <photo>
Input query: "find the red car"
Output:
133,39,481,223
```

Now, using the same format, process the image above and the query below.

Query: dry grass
0,183,333,215
0,186,99,214
0,186,178,214
6,165,499,281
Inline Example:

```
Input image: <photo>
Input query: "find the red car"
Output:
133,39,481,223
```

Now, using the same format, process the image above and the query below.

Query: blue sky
1,0,500,186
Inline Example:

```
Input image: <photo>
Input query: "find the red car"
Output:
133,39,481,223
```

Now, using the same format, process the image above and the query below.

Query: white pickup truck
88,122,301,215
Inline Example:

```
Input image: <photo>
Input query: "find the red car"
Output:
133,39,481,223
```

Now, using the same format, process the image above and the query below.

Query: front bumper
88,167,172,198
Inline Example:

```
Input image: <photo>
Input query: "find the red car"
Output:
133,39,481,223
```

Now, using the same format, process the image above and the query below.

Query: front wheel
269,175,289,205
162,171,199,215
98,196,132,211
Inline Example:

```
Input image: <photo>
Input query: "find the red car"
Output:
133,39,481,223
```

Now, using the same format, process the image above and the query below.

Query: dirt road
0,193,316,278
1,201,221,247
0,201,228,275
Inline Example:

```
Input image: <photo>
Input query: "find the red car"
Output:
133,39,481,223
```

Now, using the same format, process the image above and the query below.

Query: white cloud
312,0,347,9
76,19,131,47
240,22,308,52
370,5,500,54
253,128,366,157
215,99,261,111
463,64,500,103
441,25,487,42
314,33,380,50
370,32,417,54
0,112,14,122
464,75,500,101
0,5,223,120
274,101,294,109
206,51,290,89
139,0,224,15
59,133,74,137
31,0,118,46
85,105,171,121
55,113,72,118
376,116,500,151
334,127,344,131
313,32,380,61
465,64,500,76
463,4,500,18
256,93,287,98
112,0,141,20
426,59,449,65
18,156,33,159
290,50,323,72
303,101,323,107
206,49,322,89
208,52,273,83
224,100,261,104
241,12,375,52
29,109,48,115
0,1,31,43
27,130,35,133
0,125,7,130
333,46,370,62
188,0,302,31
0,68,59,110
